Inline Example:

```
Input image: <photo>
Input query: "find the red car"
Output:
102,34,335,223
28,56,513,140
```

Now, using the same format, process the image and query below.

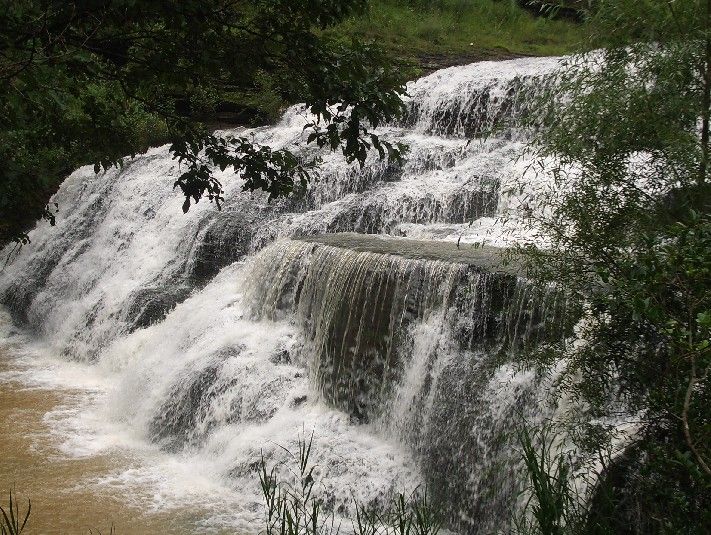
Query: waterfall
0,56,565,533
242,236,565,532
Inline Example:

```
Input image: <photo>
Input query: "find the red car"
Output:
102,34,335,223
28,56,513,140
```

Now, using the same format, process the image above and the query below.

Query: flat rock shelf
297,233,521,274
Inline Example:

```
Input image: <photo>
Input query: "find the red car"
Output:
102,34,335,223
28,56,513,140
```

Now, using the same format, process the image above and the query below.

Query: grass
331,0,583,67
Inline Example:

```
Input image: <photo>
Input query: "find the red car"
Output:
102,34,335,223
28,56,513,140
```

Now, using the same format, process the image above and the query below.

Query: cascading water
0,56,565,533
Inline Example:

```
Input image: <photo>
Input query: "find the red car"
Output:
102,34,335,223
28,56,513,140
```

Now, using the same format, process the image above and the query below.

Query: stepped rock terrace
297,232,521,273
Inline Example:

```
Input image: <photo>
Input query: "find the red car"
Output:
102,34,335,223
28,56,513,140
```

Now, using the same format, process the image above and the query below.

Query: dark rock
269,348,291,364
187,211,253,284
291,395,307,407
122,285,193,330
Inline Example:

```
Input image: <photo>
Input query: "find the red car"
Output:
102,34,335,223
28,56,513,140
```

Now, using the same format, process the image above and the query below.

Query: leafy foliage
514,425,586,535
0,0,408,244
513,0,711,531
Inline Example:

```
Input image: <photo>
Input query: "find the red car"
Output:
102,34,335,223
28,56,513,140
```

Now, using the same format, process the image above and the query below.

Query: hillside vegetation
334,0,582,69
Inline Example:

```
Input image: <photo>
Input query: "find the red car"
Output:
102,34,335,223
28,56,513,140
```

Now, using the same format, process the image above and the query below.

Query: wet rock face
413,357,541,534
307,160,404,208
323,186,500,235
1,266,53,327
0,176,121,327
247,240,464,420
150,361,223,451
123,285,193,331
246,238,564,423
296,263,522,423
187,212,253,284
117,211,254,332
402,79,530,138
148,344,302,452
1,239,84,326
243,237,571,533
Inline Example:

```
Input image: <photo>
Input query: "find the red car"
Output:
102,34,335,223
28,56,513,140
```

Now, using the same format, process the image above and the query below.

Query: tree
0,0,407,245
516,0,711,531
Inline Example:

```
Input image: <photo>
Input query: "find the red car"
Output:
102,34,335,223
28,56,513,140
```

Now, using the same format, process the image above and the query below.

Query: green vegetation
259,432,442,535
513,0,711,532
333,0,582,65
515,426,585,535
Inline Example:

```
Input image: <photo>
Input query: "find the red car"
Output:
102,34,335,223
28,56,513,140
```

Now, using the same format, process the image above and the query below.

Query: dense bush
513,0,711,531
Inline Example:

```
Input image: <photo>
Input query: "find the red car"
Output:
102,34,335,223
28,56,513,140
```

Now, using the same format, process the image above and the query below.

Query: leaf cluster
0,490,30,535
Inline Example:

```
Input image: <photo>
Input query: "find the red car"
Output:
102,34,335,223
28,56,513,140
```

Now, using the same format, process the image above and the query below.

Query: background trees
0,0,407,245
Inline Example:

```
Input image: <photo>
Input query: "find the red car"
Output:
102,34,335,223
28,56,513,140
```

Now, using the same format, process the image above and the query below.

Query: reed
0,490,30,535
258,432,442,535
